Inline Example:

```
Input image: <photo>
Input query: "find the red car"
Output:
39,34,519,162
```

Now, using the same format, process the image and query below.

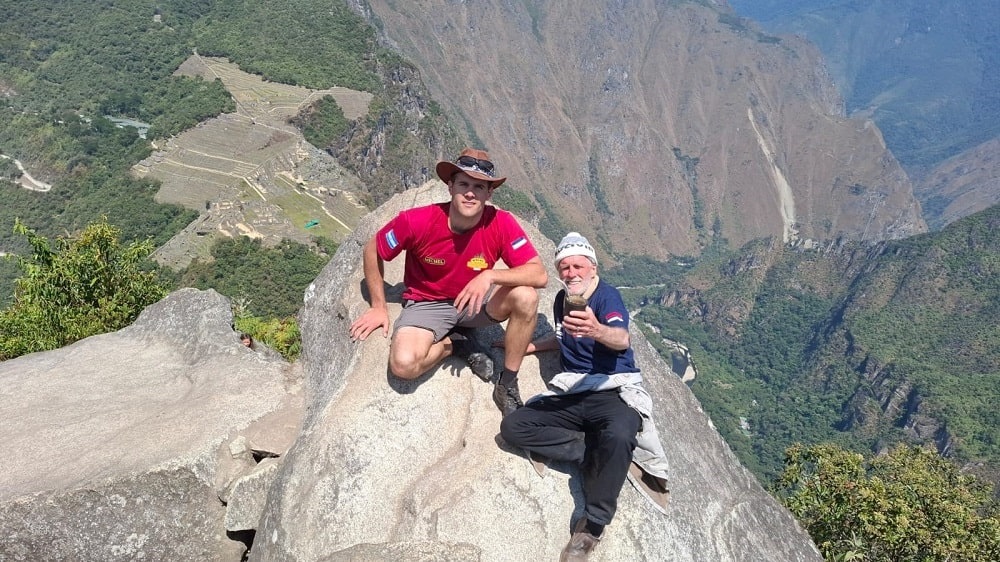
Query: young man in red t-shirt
349,148,548,416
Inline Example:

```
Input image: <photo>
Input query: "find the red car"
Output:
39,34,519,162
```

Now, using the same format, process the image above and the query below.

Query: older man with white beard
500,232,669,562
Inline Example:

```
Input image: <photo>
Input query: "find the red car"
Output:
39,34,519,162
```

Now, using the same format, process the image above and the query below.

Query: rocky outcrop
251,183,821,561
840,353,954,457
0,289,304,561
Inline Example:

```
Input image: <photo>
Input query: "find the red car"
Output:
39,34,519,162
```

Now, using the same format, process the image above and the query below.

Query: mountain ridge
728,0,1000,227
351,0,925,261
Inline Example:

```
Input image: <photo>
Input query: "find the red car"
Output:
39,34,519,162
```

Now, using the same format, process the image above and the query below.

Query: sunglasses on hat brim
456,155,495,178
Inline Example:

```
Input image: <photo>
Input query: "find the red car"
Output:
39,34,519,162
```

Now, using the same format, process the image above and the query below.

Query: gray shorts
394,289,500,342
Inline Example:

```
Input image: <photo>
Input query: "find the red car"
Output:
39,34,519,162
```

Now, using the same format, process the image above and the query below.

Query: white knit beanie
554,232,597,268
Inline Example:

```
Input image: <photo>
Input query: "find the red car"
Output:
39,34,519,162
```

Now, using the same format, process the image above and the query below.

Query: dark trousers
500,390,641,526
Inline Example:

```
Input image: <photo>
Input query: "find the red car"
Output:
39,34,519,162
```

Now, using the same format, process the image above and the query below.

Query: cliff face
0,289,303,561
727,0,1000,230
353,0,925,260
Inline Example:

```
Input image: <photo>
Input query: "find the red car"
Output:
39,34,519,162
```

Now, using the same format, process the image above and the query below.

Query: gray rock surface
251,183,822,561
0,288,304,561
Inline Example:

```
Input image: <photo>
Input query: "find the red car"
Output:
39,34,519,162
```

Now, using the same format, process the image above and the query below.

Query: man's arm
592,323,630,351
349,236,390,340
489,256,548,288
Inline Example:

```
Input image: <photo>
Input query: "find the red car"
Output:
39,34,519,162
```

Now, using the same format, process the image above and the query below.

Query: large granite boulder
0,289,303,561
251,183,822,561
0,184,823,561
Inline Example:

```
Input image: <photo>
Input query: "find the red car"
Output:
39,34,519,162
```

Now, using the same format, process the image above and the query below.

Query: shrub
0,218,167,360
776,443,1000,562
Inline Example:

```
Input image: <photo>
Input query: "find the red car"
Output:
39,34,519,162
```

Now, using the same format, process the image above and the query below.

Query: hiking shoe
464,352,494,382
559,518,601,562
450,338,494,382
492,380,523,418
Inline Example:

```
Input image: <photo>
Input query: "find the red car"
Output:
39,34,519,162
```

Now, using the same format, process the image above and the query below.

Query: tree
775,443,1000,562
0,218,167,360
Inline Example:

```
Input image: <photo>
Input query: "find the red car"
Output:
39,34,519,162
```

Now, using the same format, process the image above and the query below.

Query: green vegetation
177,237,332,319
777,443,1000,562
0,0,232,262
193,0,380,92
491,188,540,222
0,0,447,294
172,236,334,361
295,96,351,151
0,219,167,360
586,153,611,216
135,76,236,139
325,51,459,206
602,254,693,287
672,147,706,243
0,259,18,308
0,216,330,362
629,205,1000,481
0,0,389,255
234,313,302,362
535,193,572,248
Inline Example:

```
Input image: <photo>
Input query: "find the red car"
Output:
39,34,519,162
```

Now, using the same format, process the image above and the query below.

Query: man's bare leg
493,285,539,373
388,327,450,380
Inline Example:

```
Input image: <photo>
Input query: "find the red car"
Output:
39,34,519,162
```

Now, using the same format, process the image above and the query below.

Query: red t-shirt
375,203,539,302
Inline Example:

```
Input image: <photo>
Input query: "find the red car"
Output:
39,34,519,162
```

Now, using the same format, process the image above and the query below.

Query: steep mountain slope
356,0,925,261
729,0,1000,172
729,0,1000,228
634,203,1000,481
917,137,1000,230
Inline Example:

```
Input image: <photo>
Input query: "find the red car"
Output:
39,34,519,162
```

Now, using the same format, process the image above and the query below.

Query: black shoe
450,337,494,382
492,380,523,417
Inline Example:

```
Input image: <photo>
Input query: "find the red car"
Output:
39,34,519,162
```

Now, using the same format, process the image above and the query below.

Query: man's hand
562,307,599,339
563,308,630,350
350,306,390,341
453,270,494,317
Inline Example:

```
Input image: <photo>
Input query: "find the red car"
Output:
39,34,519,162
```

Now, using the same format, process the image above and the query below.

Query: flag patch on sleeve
385,230,399,250
605,311,624,324
511,236,527,250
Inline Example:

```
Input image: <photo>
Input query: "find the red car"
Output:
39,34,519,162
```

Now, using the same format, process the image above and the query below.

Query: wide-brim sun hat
436,147,507,188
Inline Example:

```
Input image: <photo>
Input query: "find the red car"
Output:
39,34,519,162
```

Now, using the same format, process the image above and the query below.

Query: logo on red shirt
467,255,489,271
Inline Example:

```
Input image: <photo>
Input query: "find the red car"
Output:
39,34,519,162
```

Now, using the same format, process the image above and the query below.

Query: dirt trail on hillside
1,155,52,192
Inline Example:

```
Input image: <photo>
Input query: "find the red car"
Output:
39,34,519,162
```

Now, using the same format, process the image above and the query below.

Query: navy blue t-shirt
554,280,638,374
